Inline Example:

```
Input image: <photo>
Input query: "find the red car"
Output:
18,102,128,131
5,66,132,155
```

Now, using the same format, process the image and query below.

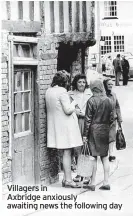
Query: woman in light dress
69,74,92,183
45,71,83,188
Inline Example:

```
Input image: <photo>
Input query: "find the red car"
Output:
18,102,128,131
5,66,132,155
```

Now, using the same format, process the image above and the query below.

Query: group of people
113,54,130,86
45,70,122,191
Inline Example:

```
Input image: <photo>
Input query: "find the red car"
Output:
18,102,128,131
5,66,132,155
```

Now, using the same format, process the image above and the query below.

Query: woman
45,71,83,188
103,78,122,162
83,79,113,191
69,74,92,182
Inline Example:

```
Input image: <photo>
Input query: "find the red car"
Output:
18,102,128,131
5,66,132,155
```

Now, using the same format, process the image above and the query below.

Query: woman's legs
109,141,116,161
62,149,72,182
101,156,110,185
90,157,97,185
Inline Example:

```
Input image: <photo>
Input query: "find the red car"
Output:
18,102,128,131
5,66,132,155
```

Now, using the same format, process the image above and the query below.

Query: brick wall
1,30,12,185
37,35,59,185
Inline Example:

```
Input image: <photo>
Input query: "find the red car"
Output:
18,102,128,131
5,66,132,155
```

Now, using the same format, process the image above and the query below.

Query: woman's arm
60,90,77,115
116,97,122,124
83,100,93,138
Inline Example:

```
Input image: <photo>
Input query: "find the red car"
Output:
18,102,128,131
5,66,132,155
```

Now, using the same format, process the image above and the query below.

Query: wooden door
12,67,35,184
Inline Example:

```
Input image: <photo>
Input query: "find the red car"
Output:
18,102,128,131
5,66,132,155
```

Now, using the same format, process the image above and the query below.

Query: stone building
1,1,96,188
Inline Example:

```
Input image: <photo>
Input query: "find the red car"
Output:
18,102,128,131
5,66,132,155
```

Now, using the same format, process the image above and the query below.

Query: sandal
62,180,81,188
83,177,91,185
73,175,83,182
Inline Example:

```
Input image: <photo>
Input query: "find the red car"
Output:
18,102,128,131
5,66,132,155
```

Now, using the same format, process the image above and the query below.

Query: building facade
1,1,95,188
89,1,133,70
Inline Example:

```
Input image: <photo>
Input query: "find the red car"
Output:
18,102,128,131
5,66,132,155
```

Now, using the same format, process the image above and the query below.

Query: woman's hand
75,108,85,117
83,136,88,144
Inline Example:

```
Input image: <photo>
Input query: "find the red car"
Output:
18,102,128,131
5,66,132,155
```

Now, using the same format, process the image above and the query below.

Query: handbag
116,125,126,150
77,143,95,178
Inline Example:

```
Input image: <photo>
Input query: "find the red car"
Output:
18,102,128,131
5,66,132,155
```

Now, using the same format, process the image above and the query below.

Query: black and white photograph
1,1,133,216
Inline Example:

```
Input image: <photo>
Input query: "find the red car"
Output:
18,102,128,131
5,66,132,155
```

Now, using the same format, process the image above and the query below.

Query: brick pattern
38,35,59,185
1,30,12,184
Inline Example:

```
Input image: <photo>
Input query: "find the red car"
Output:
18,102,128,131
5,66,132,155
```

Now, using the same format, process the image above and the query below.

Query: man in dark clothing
121,56,130,85
113,54,123,86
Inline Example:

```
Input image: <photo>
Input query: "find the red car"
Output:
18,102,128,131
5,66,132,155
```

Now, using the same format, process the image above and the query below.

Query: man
113,54,123,86
121,56,130,86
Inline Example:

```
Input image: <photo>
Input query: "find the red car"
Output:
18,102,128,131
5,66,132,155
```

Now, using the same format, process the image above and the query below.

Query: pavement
1,81,133,216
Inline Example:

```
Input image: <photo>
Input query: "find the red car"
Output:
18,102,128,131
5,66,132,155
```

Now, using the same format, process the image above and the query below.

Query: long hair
72,73,88,91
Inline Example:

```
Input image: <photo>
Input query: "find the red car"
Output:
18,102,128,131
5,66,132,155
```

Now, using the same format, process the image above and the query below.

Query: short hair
51,70,69,88
117,54,120,58
72,73,88,91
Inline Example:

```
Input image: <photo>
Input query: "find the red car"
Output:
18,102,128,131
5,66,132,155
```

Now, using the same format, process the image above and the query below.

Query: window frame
101,36,112,55
104,1,118,19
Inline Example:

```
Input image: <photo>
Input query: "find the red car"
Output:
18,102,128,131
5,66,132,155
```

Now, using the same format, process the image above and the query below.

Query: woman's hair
103,78,112,94
51,70,69,88
72,73,88,91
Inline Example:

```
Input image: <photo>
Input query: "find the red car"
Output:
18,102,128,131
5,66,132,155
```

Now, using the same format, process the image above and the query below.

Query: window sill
102,17,118,20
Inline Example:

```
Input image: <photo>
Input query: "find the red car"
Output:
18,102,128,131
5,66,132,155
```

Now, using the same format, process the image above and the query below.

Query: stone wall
1,30,12,185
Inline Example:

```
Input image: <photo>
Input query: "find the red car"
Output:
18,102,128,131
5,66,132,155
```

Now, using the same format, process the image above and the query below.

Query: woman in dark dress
83,79,113,190
103,78,122,162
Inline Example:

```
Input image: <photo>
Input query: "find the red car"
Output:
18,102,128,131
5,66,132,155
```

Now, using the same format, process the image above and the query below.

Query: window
101,36,112,55
114,35,124,52
104,1,117,18
13,43,37,59
14,69,32,134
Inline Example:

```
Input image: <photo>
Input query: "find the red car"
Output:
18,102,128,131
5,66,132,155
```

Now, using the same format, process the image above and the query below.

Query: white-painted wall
90,1,133,58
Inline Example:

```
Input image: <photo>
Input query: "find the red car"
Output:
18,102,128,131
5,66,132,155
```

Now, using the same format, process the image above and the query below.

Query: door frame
8,35,39,183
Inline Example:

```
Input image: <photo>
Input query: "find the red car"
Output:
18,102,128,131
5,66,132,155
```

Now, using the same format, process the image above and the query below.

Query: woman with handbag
69,74,92,183
83,79,113,190
46,71,83,188
103,78,122,162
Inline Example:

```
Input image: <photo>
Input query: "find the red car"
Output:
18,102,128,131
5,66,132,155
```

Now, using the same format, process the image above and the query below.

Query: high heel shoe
62,180,81,188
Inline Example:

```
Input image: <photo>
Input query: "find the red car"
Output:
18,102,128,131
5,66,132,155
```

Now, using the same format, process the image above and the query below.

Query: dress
107,92,122,143
83,95,113,157
45,86,83,149
69,88,92,136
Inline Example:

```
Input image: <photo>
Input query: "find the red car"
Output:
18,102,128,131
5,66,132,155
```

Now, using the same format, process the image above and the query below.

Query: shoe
62,179,65,187
109,156,116,162
62,180,81,188
99,185,110,190
73,175,83,182
83,177,91,185
83,185,95,191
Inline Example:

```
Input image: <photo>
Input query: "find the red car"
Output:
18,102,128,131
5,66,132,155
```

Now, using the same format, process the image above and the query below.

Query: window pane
22,44,31,57
24,72,29,90
24,92,29,110
14,93,22,112
13,45,18,57
14,114,22,133
24,112,30,131
14,72,22,91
